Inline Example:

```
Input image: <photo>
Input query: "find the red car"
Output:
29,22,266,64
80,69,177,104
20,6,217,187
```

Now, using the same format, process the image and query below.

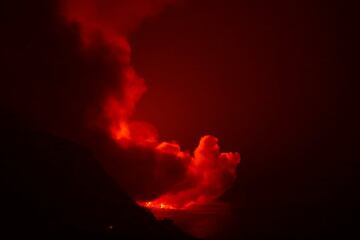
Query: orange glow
62,0,240,210
138,201,178,210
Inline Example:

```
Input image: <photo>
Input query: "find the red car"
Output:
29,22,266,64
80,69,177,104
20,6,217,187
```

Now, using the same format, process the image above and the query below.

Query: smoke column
61,0,240,209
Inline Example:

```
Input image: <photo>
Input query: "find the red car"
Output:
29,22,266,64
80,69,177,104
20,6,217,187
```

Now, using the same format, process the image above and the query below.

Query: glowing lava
62,0,240,210
139,201,178,210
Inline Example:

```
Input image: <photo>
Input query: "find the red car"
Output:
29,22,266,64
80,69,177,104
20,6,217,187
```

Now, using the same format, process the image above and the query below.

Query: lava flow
62,0,240,210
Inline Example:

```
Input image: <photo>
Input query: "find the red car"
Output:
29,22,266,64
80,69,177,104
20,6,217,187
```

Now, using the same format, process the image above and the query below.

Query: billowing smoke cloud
147,136,240,208
61,0,240,209
61,0,177,144
0,0,239,210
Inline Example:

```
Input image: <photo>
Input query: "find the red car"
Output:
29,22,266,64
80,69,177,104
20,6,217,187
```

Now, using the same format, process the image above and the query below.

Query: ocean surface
148,202,232,239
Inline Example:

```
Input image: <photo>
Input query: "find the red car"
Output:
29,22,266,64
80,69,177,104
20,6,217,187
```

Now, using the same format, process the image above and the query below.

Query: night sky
132,0,340,151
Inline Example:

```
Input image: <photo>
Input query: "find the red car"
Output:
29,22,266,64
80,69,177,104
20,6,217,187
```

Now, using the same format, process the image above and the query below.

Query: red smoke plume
62,0,240,209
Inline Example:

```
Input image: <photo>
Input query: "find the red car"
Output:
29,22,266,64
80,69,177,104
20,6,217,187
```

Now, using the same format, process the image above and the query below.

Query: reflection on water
148,201,231,238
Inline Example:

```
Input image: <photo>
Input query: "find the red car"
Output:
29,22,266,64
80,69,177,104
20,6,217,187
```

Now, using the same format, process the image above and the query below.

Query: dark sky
131,0,340,152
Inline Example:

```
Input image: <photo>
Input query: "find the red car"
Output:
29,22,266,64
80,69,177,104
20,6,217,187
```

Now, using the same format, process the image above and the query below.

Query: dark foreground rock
0,111,195,239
